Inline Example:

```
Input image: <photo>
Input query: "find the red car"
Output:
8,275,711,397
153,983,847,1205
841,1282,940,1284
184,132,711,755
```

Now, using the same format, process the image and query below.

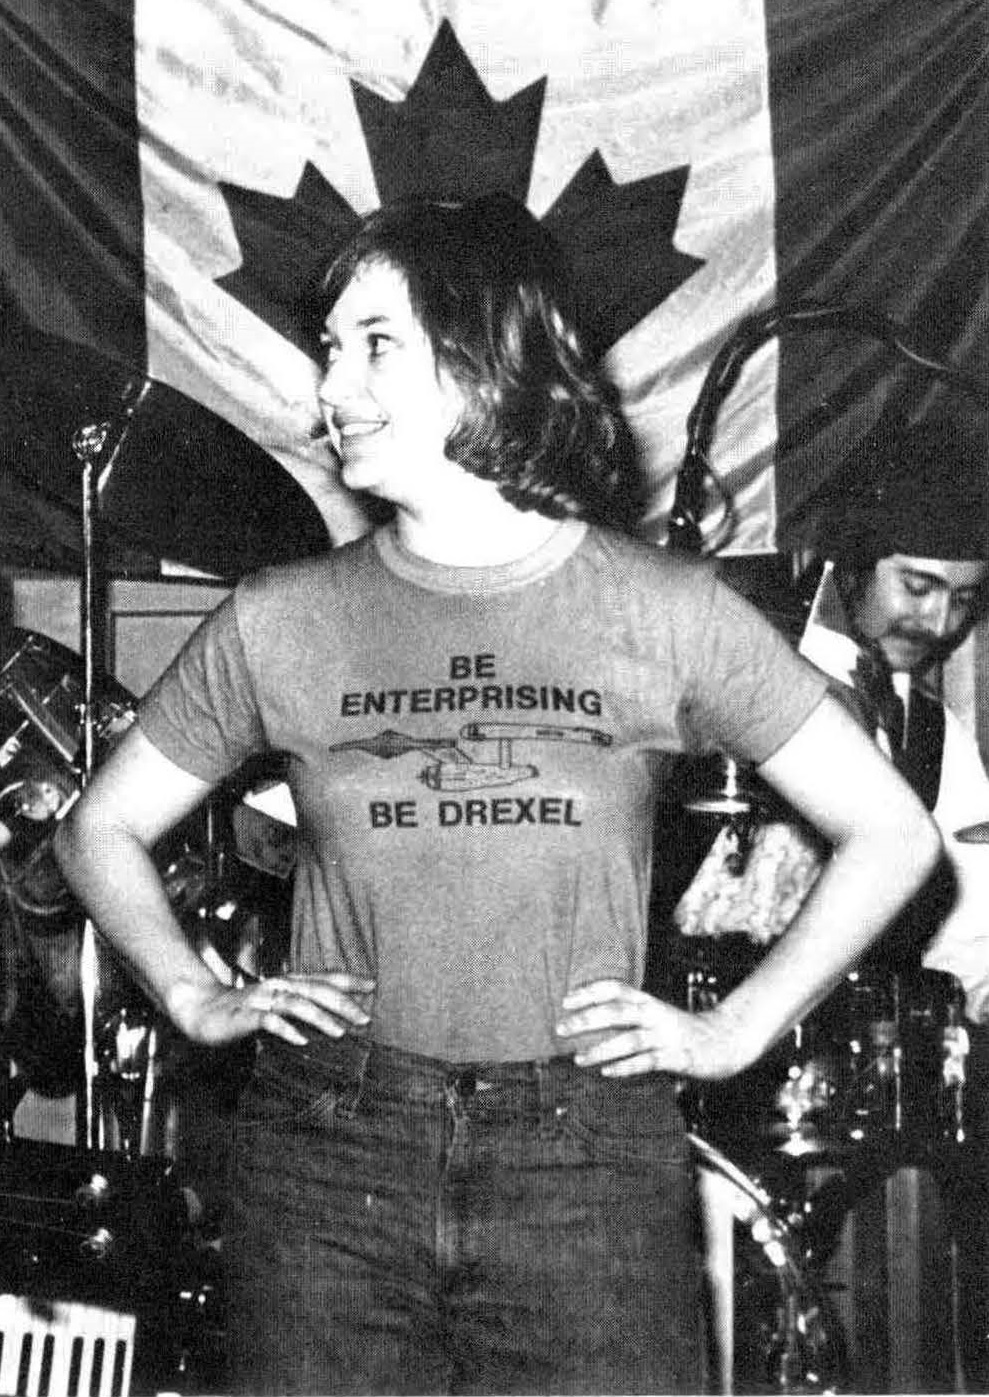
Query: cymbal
0,316,329,577
954,821,989,844
678,753,782,818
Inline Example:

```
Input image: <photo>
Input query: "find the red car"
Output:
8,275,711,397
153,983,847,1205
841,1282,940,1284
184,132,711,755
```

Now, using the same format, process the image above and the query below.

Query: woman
54,194,940,1395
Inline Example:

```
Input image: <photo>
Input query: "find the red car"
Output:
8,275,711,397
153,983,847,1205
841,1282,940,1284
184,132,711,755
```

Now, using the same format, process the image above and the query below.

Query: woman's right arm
53,723,373,1046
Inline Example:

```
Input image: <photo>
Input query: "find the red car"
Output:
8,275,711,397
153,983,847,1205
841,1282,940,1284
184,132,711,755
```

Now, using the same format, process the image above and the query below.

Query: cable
667,299,982,554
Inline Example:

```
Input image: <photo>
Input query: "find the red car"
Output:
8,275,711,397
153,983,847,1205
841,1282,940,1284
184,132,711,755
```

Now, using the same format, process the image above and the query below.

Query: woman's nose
318,366,339,414
318,353,359,411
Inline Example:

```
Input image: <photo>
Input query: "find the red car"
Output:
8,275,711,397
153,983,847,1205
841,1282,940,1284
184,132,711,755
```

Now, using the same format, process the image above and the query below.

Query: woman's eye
368,333,393,359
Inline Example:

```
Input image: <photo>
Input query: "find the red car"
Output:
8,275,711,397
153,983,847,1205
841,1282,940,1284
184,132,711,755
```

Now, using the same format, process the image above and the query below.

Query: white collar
799,560,912,712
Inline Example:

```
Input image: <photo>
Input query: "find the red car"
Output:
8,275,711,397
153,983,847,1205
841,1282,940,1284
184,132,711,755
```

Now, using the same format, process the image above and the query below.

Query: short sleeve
681,576,828,763
137,591,268,781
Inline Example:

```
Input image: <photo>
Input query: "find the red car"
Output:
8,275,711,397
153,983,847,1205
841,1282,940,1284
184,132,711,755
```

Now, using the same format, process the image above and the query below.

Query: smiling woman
314,196,644,543
52,194,941,1396
317,259,466,509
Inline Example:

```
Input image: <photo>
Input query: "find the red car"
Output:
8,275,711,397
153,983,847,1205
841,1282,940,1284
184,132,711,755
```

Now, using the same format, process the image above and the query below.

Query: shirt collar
799,561,912,706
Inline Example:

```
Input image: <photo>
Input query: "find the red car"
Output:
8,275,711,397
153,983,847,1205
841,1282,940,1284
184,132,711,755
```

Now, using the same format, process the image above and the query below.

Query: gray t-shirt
139,520,826,1060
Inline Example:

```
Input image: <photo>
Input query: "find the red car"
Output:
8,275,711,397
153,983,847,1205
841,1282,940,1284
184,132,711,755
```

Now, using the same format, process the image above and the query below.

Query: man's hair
315,195,646,530
820,408,989,569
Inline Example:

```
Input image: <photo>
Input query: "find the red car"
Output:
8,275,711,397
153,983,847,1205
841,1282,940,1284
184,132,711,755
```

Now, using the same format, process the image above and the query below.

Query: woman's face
317,259,466,510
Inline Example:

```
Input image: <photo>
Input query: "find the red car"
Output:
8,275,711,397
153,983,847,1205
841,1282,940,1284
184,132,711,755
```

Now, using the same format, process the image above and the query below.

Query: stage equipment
0,1138,222,1395
0,333,318,1397
673,933,969,1160
0,624,284,1392
665,298,983,555
0,629,133,923
0,625,289,1118
680,755,763,817
0,321,330,577
665,308,982,1394
690,1131,847,1394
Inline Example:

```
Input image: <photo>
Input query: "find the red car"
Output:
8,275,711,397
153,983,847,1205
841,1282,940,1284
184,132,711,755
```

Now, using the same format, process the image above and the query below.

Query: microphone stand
665,442,707,554
664,296,981,557
71,378,152,1152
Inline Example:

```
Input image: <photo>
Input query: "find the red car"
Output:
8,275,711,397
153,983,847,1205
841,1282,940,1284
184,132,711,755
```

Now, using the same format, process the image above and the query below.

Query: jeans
222,1034,704,1395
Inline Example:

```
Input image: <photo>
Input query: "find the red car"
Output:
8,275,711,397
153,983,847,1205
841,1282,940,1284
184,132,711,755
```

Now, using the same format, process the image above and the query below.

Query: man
801,412,989,1006
799,408,989,1390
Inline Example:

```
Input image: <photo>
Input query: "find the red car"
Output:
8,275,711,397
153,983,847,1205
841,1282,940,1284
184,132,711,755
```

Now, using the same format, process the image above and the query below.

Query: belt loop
534,1059,561,1137
337,1039,370,1120
444,1069,474,1122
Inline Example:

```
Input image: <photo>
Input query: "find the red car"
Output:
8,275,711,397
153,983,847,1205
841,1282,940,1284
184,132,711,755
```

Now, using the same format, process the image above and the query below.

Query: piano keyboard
0,1294,135,1397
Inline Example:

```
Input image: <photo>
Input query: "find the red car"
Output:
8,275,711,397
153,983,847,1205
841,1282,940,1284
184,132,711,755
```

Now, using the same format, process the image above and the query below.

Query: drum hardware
93,1006,158,1163
0,374,319,1392
939,1000,968,1144
674,933,970,1159
0,1061,29,1146
73,387,152,1153
0,645,81,769
0,626,289,1122
9,379,254,1155
689,1131,848,1393
775,1057,839,1157
680,758,779,876
831,972,904,1144
682,757,758,817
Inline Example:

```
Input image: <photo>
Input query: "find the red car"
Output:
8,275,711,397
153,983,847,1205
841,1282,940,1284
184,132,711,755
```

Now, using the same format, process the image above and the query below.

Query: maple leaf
354,20,545,205
217,161,360,347
217,19,702,356
543,152,703,357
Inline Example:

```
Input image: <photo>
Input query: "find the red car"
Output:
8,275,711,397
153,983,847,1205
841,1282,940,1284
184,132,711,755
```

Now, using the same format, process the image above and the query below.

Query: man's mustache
888,628,956,660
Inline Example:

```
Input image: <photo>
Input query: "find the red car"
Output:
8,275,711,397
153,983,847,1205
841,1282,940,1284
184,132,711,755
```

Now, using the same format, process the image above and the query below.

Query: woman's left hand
555,980,741,1080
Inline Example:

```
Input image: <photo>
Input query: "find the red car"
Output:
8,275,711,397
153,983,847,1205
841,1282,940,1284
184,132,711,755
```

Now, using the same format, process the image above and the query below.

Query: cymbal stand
71,379,151,1152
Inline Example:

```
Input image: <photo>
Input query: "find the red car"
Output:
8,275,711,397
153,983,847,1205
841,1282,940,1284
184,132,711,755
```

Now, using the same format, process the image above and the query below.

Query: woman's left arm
556,694,942,1080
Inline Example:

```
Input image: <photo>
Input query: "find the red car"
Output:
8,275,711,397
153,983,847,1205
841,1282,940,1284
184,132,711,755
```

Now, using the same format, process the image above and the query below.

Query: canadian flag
0,0,983,571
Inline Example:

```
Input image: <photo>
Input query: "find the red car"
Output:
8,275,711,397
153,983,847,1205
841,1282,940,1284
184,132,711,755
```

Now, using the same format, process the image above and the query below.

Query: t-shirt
139,520,826,1060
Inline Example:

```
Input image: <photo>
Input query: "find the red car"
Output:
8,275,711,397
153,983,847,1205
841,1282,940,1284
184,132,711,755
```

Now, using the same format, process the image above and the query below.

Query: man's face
847,554,989,673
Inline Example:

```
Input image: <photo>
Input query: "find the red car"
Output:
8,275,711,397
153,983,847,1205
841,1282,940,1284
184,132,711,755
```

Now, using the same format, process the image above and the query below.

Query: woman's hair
315,194,646,530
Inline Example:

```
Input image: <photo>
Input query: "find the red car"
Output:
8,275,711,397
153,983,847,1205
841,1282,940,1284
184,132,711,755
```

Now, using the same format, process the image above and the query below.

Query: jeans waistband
258,1032,677,1115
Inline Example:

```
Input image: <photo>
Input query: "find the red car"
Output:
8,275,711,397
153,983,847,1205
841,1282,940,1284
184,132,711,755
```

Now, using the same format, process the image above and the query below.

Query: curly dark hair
819,408,989,569
315,195,646,531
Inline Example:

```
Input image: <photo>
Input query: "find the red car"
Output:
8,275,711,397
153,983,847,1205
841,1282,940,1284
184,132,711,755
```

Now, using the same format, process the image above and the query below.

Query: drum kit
676,932,970,1162
661,305,989,1393
672,937,969,1393
0,624,295,1145
0,350,315,1391
0,327,320,1143
665,752,988,1394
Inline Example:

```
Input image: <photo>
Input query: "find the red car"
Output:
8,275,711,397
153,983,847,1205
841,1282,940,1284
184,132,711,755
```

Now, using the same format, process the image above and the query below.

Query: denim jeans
223,1035,704,1395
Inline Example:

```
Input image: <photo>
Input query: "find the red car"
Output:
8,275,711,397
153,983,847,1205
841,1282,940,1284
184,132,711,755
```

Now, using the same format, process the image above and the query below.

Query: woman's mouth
335,417,387,441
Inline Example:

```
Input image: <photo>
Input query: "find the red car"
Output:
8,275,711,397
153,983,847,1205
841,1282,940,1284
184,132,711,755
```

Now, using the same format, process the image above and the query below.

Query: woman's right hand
166,971,376,1047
